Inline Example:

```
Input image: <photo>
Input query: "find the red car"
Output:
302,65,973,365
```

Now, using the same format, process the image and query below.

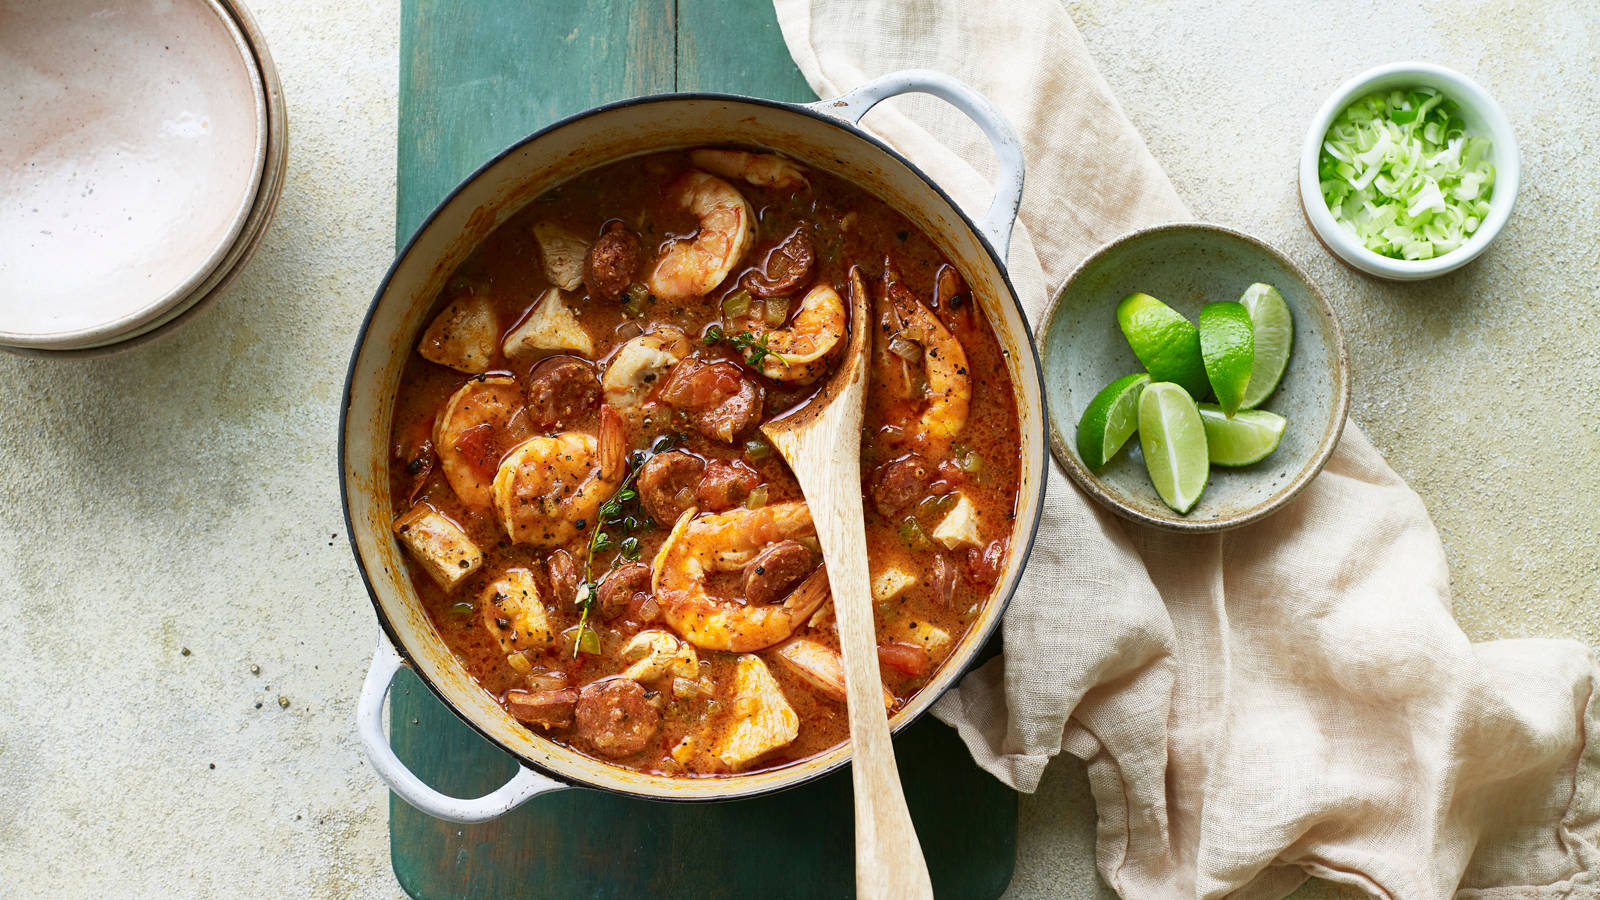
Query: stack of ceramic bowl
0,0,286,358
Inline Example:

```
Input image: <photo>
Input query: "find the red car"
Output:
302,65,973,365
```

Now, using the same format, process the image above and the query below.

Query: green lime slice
1199,403,1287,466
1238,283,1293,409
1116,292,1209,400
1138,382,1209,514
1198,301,1254,416
1075,373,1151,470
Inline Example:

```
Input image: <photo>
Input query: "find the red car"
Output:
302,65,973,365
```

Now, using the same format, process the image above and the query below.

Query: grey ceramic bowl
1041,222,1349,532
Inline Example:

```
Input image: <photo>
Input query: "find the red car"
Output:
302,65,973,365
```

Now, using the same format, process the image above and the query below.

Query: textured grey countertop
1,1,1593,896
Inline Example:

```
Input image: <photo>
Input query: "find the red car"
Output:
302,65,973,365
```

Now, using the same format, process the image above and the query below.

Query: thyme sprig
571,434,676,657
703,325,788,369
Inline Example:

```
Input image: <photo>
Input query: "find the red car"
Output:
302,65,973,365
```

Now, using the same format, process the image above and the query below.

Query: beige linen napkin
773,1,1600,896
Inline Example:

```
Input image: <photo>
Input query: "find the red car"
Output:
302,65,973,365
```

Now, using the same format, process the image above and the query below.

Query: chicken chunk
772,638,895,709
712,654,798,769
480,568,556,653
930,493,983,551
503,288,593,359
392,502,483,591
532,221,588,291
620,630,699,683
417,292,497,374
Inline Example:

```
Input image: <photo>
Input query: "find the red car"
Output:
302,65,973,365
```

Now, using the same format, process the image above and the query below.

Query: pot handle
808,69,1026,264
357,634,568,823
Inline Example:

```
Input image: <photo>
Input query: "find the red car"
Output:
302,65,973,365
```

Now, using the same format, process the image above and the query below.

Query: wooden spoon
762,268,934,900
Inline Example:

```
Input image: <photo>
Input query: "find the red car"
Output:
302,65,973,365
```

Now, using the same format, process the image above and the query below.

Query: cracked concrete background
0,1,1593,897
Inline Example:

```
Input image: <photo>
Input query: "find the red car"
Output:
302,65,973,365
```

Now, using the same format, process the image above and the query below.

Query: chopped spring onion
899,517,932,551
743,437,771,462
745,484,769,509
1319,87,1494,260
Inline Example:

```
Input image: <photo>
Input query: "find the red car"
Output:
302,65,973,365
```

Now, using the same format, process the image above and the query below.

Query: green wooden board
390,2,1018,896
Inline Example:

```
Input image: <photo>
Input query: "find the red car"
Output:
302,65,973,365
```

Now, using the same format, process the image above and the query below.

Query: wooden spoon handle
810,475,935,900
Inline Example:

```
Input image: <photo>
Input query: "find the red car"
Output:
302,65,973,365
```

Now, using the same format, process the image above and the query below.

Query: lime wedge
1199,404,1286,466
1116,292,1209,400
1075,373,1151,470
1198,301,1254,416
1237,283,1292,409
1138,382,1209,513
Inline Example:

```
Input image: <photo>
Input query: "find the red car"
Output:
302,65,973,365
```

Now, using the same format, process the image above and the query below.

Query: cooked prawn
688,149,809,192
492,410,625,547
646,171,754,301
652,502,831,652
886,272,970,442
434,376,528,510
602,327,691,410
756,282,846,383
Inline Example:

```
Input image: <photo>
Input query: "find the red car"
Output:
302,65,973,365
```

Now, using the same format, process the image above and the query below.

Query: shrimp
689,149,809,192
602,326,690,409
646,171,754,301
434,376,528,510
651,501,831,652
757,282,846,383
492,406,626,547
885,271,970,442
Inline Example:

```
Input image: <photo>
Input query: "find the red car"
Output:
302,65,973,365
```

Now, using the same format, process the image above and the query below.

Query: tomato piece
877,642,930,677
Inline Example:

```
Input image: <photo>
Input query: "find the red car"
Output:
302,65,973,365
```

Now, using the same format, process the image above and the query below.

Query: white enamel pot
344,70,1045,821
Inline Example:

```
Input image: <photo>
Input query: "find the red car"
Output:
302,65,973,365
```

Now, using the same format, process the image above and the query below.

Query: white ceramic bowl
1299,62,1519,281
0,0,269,351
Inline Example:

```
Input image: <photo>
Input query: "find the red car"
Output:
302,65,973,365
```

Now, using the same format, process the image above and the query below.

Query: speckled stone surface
1,1,1594,897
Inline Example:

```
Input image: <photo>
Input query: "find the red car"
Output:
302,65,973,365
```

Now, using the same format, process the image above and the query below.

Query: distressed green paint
391,2,1016,896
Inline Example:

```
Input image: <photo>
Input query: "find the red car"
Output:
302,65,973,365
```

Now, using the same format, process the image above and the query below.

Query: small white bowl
1299,62,1519,281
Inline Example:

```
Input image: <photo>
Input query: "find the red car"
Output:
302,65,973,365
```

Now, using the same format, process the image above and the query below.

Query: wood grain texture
763,270,933,899
391,2,1016,897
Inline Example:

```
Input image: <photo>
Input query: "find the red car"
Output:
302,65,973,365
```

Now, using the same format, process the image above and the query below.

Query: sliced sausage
743,227,815,298
870,454,935,518
575,678,660,758
696,459,759,511
597,562,652,621
742,540,815,605
965,538,1008,587
525,356,600,428
637,450,705,524
657,357,765,443
584,222,642,302
506,688,578,729
546,548,578,607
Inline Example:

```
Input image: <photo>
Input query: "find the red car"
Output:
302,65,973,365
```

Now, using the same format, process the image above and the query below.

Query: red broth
387,148,1020,776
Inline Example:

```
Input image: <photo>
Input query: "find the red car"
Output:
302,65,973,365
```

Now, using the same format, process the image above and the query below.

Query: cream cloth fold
772,1,1600,896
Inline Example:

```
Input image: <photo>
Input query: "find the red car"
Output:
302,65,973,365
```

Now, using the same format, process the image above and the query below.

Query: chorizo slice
575,678,660,759
524,356,600,429
695,459,759,511
637,450,705,525
742,539,814,605
869,454,935,518
742,227,815,298
657,357,766,443
597,562,653,621
583,222,642,302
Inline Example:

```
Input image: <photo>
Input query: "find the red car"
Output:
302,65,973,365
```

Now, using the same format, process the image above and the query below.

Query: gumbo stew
388,148,1021,777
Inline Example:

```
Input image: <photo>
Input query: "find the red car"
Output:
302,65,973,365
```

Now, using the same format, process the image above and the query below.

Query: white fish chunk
417,292,497,374
480,568,555,653
503,288,593,359
713,654,798,769
531,221,588,291
931,493,983,551
392,502,483,591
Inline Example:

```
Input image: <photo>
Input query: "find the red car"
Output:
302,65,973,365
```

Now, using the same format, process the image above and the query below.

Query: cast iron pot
345,70,1046,822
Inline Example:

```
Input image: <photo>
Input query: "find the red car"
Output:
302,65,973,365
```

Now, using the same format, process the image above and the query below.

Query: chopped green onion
722,289,752,319
959,450,982,474
448,601,475,617
743,438,771,462
745,484,769,509
1318,87,1494,260
763,296,791,328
